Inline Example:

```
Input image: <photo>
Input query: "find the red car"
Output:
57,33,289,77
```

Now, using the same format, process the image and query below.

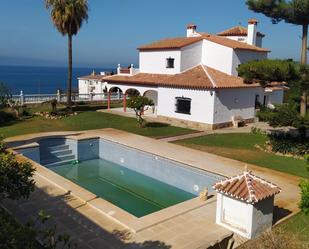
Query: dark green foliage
0,141,35,200
0,82,11,107
127,96,154,127
247,0,309,25
299,180,309,214
237,59,298,86
256,106,275,121
0,110,16,126
268,133,309,156
0,208,76,249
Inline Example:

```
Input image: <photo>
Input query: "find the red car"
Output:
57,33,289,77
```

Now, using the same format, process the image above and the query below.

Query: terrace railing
12,91,123,105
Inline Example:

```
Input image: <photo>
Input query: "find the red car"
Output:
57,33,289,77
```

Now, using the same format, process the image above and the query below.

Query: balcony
117,64,139,76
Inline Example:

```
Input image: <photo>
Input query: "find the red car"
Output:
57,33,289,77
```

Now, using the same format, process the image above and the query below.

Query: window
175,97,191,114
166,57,175,68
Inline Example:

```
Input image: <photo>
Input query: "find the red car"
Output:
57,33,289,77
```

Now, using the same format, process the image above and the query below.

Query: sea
0,65,113,94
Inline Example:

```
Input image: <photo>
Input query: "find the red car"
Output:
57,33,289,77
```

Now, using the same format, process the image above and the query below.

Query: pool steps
40,143,76,168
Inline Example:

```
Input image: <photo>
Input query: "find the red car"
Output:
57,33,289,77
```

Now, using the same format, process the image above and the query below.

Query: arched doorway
143,90,158,115
125,88,141,97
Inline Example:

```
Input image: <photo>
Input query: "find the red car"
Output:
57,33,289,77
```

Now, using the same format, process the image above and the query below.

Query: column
107,91,111,110
123,94,127,112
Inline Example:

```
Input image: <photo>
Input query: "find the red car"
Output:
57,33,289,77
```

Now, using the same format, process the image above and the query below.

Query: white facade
216,193,275,239
214,88,262,124
139,50,182,74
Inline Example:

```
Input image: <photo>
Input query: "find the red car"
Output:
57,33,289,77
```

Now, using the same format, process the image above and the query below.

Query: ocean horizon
0,65,113,94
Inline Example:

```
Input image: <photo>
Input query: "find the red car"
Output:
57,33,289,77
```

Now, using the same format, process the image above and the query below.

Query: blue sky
0,0,303,68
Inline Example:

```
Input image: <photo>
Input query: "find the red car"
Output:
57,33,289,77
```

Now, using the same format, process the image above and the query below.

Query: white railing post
20,90,24,105
130,64,134,75
57,89,61,102
117,89,121,100
117,64,121,75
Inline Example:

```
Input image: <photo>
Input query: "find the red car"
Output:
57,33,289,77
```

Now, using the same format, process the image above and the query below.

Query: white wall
216,193,274,239
202,40,234,75
157,87,215,124
232,50,268,76
267,90,284,106
180,41,203,72
216,193,251,236
213,87,262,124
139,50,181,74
251,196,274,238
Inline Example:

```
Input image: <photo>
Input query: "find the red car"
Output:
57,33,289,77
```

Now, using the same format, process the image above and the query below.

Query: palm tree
246,0,309,116
46,0,88,111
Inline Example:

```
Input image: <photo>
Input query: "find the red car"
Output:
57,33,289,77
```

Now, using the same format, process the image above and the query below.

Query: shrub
256,107,274,122
0,145,35,200
305,154,309,172
0,110,16,126
251,126,266,135
268,134,309,156
299,180,309,215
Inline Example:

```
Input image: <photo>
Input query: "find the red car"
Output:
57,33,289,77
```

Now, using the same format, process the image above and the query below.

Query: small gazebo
213,171,281,239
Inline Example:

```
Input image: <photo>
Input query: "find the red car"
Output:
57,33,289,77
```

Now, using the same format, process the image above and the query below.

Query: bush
268,133,309,156
299,180,309,215
256,107,274,122
0,110,16,126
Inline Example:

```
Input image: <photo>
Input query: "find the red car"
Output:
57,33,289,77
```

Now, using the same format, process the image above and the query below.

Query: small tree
0,142,35,200
0,139,77,248
50,99,58,114
127,96,153,127
299,180,309,214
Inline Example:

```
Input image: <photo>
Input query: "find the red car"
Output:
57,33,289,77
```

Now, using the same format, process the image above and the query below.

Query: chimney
247,18,258,46
187,23,198,37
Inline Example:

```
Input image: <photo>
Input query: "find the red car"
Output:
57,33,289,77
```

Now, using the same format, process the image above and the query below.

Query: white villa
79,19,286,130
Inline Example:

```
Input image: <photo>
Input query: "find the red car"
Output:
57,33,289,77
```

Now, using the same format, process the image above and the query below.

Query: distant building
79,19,286,130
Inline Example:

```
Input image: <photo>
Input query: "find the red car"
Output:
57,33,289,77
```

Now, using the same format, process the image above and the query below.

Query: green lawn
0,110,195,139
174,133,309,178
240,212,309,248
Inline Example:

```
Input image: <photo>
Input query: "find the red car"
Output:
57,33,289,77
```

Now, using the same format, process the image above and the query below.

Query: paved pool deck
3,128,301,248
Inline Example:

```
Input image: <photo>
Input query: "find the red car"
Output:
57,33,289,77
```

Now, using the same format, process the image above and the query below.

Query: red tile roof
213,171,281,203
138,36,204,51
105,65,264,89
138,34,269,52
217,26,265,37
78,75,106,81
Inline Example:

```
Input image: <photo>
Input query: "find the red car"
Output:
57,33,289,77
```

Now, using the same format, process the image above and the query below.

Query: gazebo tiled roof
213,171,281,204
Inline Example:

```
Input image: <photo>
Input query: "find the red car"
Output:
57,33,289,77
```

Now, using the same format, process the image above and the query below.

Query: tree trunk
67,34,73,112
300,24,308,117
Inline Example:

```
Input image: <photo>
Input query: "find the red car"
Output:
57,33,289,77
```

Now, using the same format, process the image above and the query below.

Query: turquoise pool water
51,158,196,217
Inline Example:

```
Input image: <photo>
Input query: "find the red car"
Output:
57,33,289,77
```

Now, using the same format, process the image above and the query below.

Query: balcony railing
12,91,123,105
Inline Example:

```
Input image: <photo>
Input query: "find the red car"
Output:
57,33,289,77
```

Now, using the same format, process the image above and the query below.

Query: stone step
46,144,70,152
50,149,73,157
41,154,75,166
44,159,77,168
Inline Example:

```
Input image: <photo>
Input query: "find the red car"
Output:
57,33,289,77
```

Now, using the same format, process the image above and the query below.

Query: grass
0,106,195,139
174,133,309,178
239,212,309,248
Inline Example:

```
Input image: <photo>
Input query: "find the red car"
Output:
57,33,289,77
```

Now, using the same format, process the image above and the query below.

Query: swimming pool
51,158,195,217
15,136,222,218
